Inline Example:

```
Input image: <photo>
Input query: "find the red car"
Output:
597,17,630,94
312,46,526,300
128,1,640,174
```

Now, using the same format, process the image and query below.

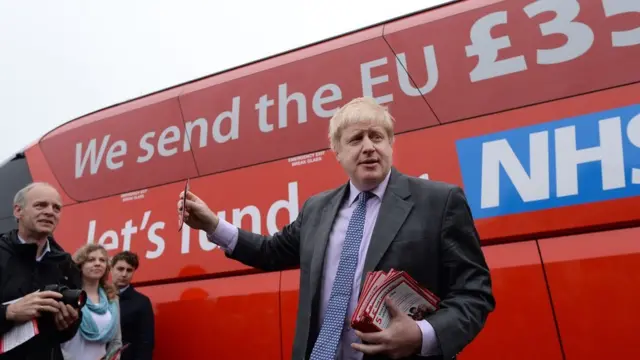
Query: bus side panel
137,272,282,360
450,82,640,242
384,0,640,123
51,153,351,283
539,227,640,358
39,93,199,202
280,269,301,360
280,242,564,360
459,241,563,359
177,25,439,179
24,145,77,205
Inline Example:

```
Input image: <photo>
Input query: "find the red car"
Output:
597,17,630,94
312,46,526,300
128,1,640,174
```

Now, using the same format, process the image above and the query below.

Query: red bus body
0,0,637,358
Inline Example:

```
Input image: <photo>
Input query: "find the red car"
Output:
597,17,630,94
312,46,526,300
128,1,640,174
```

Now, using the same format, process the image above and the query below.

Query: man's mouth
38,219,54,226
359,159,379,165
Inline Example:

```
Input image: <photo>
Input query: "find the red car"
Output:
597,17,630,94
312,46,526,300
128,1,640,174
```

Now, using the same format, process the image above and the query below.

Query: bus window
0,153,34,233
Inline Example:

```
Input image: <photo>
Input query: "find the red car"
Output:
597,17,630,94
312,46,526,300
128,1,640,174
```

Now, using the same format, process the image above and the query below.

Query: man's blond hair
328,97,395,152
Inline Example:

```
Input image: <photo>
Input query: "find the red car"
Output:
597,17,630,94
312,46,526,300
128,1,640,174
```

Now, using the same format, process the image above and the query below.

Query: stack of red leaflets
351,269,440,333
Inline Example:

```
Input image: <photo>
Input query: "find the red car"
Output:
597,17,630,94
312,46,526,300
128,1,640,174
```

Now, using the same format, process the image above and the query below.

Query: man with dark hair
0,182,83,360
111,251,155,360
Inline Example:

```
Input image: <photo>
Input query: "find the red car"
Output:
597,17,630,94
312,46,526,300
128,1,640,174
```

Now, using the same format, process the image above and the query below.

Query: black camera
42,284,87,309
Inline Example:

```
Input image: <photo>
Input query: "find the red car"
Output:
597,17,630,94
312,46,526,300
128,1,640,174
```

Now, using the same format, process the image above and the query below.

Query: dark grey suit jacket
227,167,495,360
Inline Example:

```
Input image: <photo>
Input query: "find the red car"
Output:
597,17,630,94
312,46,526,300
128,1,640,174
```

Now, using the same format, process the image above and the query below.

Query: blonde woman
61,244,122,360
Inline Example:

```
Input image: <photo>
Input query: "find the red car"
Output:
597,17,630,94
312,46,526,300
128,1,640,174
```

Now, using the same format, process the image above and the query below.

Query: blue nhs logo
455,104,640,219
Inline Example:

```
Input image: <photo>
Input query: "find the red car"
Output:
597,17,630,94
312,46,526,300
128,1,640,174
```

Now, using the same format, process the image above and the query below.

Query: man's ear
13,204,22,221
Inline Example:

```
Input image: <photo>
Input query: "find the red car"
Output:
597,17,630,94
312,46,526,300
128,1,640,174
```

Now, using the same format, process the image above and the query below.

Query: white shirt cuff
416,319,440,356
206,218,239,253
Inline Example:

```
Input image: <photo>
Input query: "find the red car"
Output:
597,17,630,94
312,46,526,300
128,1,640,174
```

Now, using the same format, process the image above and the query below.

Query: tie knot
358,191,373,204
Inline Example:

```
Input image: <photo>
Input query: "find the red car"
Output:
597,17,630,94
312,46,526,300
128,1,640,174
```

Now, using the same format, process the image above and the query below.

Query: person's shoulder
0,229,17,249
0,231,12,251
0,231,13,267
302,182,348,210
398,172,471,209
131,287,152,302
46,236,72,258
403,173,461,195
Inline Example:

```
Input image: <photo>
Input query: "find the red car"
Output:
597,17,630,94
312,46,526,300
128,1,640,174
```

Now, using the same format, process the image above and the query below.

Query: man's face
111,260,136,288
335,120,393,190
14,185,62,237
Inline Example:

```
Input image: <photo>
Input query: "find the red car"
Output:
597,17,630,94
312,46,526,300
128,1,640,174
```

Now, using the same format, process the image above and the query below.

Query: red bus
1,0,637,358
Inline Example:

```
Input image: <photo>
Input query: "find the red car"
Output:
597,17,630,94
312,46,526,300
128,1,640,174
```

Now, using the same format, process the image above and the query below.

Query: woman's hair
73,243,118,301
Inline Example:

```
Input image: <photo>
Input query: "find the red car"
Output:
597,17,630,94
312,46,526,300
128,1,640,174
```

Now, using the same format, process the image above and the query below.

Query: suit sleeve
426,186,496,359
224,199,307,271
134,296,155,360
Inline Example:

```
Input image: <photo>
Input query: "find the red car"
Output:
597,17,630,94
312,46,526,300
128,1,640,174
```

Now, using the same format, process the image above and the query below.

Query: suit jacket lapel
309,183,348,305
360,168,413,289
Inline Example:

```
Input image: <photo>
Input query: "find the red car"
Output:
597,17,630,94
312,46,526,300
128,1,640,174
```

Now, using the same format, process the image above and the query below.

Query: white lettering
212,96,240,143
466,11,528,82
86,210,165,259
232,205,261,233
602,0,640,47
137,132,155,163
182,182,301,253
180,224,218,254
267,182,299,235
180,224,191,254
555,117,625,197
256,95,275,133
481,132,550,209
158,126,181,157
146,221,165,259
396,45,439,96
87,220,97,244
75,135,112,178
120,219,137,251
627,113,640,184
312,84,342,118
98,230,119,250
184,118,208,151
105,140,127,171
524,0,594,65
278,83,307,128
360,57,393,104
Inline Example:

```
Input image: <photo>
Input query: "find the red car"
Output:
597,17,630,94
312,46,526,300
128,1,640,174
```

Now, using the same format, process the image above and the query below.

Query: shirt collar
347,169,391,206
119,285,130,294
17,235,51,262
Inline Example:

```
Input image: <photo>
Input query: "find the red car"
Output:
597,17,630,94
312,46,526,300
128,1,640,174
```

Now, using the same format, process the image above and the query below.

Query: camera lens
62,289,87,309
76,290,87,308
41,285,87,309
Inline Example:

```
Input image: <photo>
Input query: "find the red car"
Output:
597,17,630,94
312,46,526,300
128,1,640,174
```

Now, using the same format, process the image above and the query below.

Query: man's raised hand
177,190,218,233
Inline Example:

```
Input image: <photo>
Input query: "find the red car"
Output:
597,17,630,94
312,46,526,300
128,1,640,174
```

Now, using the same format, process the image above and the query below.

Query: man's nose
362,137,375,151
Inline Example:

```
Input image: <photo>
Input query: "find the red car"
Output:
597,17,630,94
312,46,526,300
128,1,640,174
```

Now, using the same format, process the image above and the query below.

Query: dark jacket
0,229,83,360
119,285,155,360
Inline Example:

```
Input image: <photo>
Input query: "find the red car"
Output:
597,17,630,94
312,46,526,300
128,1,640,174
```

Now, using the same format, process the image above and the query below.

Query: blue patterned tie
310,191,373,360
